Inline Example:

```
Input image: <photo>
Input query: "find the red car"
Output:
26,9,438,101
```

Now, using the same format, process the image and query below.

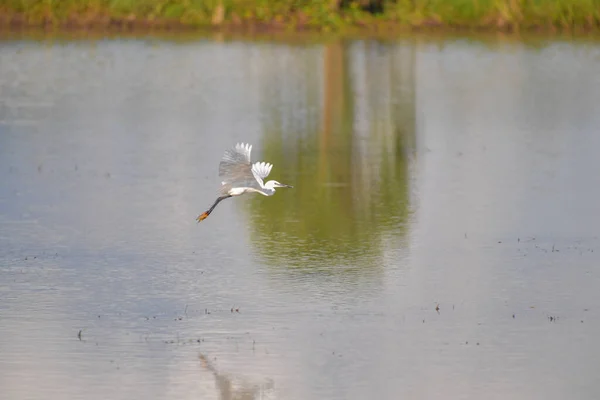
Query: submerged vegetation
1,0,600,33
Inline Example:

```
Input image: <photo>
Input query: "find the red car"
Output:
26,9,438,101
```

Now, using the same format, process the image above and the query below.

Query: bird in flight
197,143,293,222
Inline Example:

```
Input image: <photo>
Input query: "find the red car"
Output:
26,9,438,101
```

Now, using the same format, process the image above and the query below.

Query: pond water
1,33,600,400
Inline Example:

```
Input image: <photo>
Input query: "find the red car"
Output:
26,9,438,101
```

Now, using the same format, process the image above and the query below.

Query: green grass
1,0,600,32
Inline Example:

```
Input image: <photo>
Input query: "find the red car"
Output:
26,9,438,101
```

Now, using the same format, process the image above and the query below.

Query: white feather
251,161,273,187
234,142,252,163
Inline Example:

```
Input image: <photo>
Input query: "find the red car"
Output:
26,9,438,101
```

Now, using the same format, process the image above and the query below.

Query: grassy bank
1,0,600,33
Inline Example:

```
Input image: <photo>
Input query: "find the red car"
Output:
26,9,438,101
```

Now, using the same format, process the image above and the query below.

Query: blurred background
1,5,600,399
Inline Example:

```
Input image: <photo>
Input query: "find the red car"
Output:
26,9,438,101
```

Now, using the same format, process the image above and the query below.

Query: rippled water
1,33,600,400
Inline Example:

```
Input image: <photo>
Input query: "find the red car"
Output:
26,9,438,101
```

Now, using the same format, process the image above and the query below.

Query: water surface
1,34,600,400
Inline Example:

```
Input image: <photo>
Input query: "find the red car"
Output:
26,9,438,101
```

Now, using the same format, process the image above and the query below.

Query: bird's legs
197,195,232,222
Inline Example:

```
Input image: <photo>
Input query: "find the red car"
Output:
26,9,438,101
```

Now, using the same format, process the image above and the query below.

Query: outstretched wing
217,143,262,194
219,143,252,178
251,161,273,187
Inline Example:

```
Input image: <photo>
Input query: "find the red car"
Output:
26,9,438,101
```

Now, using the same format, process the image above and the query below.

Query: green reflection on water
244,40,416,272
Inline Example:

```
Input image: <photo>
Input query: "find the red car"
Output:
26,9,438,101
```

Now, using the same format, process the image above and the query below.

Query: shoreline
1,11,599,37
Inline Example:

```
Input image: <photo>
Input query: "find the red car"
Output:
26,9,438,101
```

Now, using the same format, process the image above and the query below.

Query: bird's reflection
199,353,275,400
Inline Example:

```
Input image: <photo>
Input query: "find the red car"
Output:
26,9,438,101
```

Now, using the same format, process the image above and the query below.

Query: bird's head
264,180,293,191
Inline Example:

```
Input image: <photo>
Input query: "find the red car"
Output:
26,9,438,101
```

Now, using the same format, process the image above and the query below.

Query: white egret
197,143,293,222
